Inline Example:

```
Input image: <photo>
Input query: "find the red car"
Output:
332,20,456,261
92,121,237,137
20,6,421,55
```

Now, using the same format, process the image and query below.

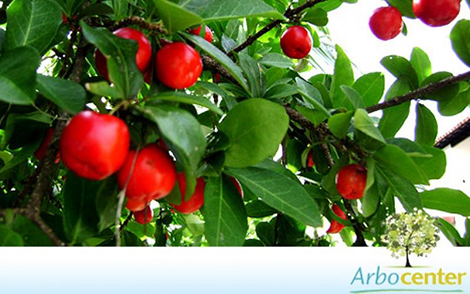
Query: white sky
327,1,470,139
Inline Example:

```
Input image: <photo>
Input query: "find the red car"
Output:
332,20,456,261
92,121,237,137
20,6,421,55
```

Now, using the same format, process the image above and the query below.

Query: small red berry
170,173,205,214
307,150,315,168
413,0,460,27
280,26,312,59
134,206,153,225
228,176,243,198
126,198,148,212
336,164,367,200
326,204,347,234
190,25,213,43
369,7,403,41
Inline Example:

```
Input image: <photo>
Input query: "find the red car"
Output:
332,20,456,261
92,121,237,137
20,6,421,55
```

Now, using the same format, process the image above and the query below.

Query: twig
229,0,327,55
119,212,134,232
366,71,470,113
89,16,167,35
343,201,367,247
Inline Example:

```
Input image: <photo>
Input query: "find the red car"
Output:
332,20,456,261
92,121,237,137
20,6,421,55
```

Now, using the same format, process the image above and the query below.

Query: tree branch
229,0,327,55
89,16,167,35
366,71,470,113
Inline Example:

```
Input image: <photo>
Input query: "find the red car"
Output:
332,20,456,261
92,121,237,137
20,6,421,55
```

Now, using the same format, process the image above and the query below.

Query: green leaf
95,177,121,232
0,46,40,105
259,53,293,68
328,111,353,139
303,8,328,26
438,88,470,116
219,99,289,168
386,0,415,18
36,75,86,114
11,215,52,246
245,200,278,218
450,19,470,67
415,103,437,146
203,176,248,246
181,0,284,21
341,85,365,110
264,84,298,99
225,167,322,227
331,45,354,107
381,55,419,89
6,0,62,53
143,105,206,198
373,144,429,185
0,224,24,246
153,0,203,33
375,166,422,212
421,72,460,101
256,222,275,246
239,53,264,98
85,81,122,98
353,72,385,107
421,188,470,217
413,146,446,180
148,92,223,115
182,32,249,93
354,109,386,144
80,3,114,17
0,28,5,52
436,218,463,246
296,77,330,117
378,78,411,138
63,173,102,244
410,47,432,84
80,21,143,99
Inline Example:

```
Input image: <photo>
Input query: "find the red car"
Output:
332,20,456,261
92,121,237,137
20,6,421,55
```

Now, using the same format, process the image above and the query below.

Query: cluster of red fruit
94,25,214,89
369,0,461,41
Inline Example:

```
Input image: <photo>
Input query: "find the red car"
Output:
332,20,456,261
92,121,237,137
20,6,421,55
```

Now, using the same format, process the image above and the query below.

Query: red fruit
155,42,203,89
326,204,347,234
369,7,403,41
126,198,148,212
307,150,315,168
189,25,213,43
413,0,460,27
171,173,205,214
117,144,176,202
95,28,152,80
35,128,61,163
213,72,221,84
336,164,367,200
229,176,243,198
60,111,130,180
134,206,153,225
280,26,312,59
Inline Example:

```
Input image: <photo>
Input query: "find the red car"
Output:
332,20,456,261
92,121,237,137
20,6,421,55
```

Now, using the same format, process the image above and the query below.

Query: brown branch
366,71,470,113
202,56,240,85
229,0,327,55
119,212,133,232
343,201,367,247
89,16,167,35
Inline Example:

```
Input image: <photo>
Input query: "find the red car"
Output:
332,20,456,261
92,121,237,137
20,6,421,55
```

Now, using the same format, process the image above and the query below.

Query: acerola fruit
369,6,403,41
190,25,213,43
307,150,315,168
229,176,243,198
413,0,460,27
94,27,152,80
280,25,312,59
336,164,367,200
126,197,148,212
326,204,347,234
171,173,205,214
35,128,61,164
155,42,203,89
60,111,130,181
117,144,176,202
134,206,153,225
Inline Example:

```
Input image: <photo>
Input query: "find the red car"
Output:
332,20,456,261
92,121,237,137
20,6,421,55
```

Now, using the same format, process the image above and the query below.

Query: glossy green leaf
11,215,52,246
181,0,284,21
421,72,459,101
436,218,463,246
203,176,248,246
331,45,354,107
422,188,470,217
415,103,437,146
0,224,24,246
239,53,264,98
36,75,86,114
6,0,62,53
386,0,415,18
374,144,429,185
95,177,121,232
413,146,446,180
264,84,298,99
316,0,342,12
0,46,40,105
259,53,293,68
143,105,206,198
450,19,470,67
381,55,419,89
303,8,328,26
246,200,278,218
148,92,223,115
153,0,202,33
410,47,432,84
375,166,422,212
378,78,411,138
328,111,353,139
438,88,470,116
341,85,365,110
353,72,385,107
296,77,330,117
354,109,386,144
183,33,249,93
226,167,322,227
81,21,143,99
219,99,289,168
256,222,275,246
0,28,5,52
